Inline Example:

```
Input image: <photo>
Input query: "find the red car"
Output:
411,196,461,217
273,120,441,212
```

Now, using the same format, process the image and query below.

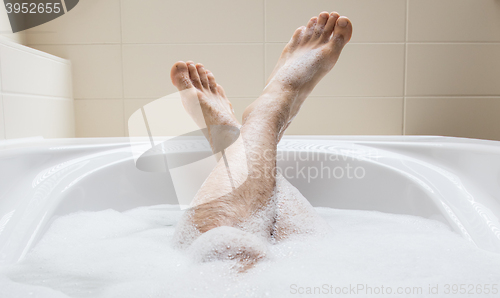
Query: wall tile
124,98,153,136
0,44,72,97
121,0,264,43
12,0,500,140
405,97,500,141
124,97,256,137
285,97,403,135
0,95,5,139
266,0,406,42
266,43,405,96
408,0,500,42
229,98,255,124
124,98,155,125
32,45,123,99
26,0,121,44
74,99,124,137
125,97,203,137
0,65,4,139
123,44,264,99
3,94,74,138
406,44,500,96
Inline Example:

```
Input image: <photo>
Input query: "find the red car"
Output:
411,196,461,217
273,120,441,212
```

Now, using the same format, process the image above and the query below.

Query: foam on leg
187,226,269,272
272,173,332,241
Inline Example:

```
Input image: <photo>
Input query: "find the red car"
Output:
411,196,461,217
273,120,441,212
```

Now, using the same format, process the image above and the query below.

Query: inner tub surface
1,135,500,266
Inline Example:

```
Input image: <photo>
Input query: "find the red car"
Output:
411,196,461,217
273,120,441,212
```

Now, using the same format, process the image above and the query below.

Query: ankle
263,79,300,98
243,95,293,131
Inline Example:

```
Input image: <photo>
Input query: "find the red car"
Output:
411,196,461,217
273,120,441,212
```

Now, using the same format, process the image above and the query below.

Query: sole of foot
242,11,352,126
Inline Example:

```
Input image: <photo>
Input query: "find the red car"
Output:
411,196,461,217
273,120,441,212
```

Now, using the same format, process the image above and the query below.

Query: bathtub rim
1,135,500,265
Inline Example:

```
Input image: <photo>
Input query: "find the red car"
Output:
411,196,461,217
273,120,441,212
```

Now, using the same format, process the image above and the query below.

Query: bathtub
1,135,500,267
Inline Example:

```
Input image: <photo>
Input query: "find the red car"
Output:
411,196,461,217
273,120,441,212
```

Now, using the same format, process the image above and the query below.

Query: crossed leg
170,11,352,270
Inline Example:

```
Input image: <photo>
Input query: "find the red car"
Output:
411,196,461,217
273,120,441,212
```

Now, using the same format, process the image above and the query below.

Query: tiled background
19,0,500,140
0,38,74,139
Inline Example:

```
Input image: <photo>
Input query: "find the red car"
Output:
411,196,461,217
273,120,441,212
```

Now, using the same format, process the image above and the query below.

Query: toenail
338,18,348,27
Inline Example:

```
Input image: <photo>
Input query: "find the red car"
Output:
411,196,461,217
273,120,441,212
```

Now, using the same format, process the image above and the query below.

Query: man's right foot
171,61,240,152
242,11,352,127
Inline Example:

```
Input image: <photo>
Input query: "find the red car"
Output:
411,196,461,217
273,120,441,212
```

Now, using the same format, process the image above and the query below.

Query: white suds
268,48,325,89
1,203,500,297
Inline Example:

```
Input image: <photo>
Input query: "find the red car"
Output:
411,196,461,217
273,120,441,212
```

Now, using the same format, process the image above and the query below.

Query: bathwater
1,205,499,297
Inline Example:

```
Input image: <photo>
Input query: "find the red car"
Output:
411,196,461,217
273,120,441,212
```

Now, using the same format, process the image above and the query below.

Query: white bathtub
1,136,500,267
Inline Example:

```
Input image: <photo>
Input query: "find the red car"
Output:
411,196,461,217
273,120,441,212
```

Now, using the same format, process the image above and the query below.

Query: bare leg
170,11,352,270
170,61,279,270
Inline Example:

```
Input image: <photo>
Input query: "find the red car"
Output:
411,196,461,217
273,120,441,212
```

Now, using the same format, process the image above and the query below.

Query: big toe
171,61,193,90
331,16,352,47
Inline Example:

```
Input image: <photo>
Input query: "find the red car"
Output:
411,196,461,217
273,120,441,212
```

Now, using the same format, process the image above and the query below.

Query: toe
306,16,317,29
225,99,234,115
170,61,193,90
207,70,218,93
331,16,352,48
323,12,340,40
218,87,233,113
314,11,329,38
217,85,227,98
187,62,202,89
196,64,210,89
317,11,329,27
303,17,317,42
289,26,305,49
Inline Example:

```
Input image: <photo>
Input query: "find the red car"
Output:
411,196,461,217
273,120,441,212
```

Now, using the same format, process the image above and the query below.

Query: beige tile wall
0,59,4,140
0,38,74,139
1,2,24,140
25,0,500,140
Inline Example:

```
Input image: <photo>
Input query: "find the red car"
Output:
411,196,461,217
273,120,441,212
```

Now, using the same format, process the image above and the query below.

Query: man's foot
170,61,240,151
242,11,352,127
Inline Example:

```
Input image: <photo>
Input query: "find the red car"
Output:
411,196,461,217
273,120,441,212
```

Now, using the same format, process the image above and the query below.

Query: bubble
1,195,500,297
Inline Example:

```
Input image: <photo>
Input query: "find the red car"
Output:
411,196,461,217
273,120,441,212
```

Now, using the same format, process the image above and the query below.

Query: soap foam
1,204,500,298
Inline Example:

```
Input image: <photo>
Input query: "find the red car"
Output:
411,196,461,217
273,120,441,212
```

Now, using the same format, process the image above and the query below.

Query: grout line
406,41,500,45
25,41,500,46
402,0,409,136
263,0,266,42
405,95,500,98
0,93,5,138
118,0,126,138
72,95,500,101
263,0,266,88
0,49,5,138
94,96,410,100
2,92,73,100
263,41,500,45
2,43,70,64
265,41,407,45
28,42,122,46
